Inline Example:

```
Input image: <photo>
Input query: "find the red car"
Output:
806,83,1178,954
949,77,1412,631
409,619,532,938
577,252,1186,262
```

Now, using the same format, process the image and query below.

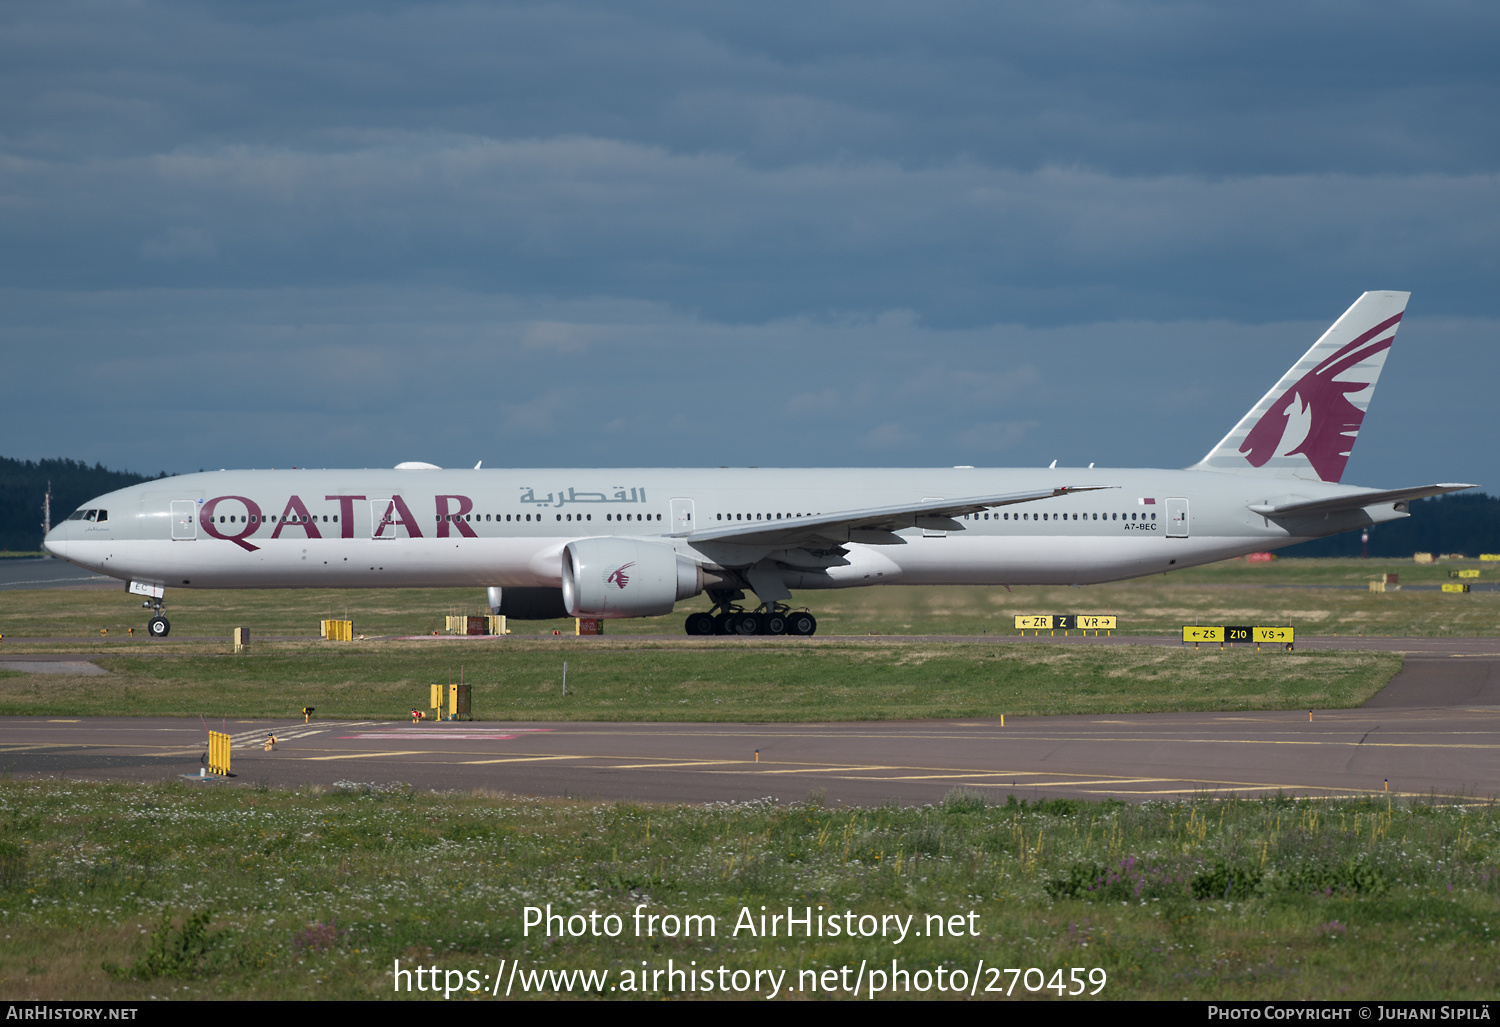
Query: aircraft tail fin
1191,291,1410,483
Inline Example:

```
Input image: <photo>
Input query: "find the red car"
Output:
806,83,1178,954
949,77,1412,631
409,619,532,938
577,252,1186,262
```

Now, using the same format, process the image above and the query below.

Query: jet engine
562,538,704,618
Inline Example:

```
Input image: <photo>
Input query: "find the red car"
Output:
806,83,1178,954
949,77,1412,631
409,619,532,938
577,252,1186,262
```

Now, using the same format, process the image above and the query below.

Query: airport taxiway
1,692,1495,805
0,635,1496,804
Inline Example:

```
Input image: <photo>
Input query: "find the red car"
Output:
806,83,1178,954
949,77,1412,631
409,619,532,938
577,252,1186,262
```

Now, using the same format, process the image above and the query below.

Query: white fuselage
44,465,1400,596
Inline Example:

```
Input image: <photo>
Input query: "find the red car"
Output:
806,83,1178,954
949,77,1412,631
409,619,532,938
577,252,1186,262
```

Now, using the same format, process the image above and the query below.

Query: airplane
43,291,1473,639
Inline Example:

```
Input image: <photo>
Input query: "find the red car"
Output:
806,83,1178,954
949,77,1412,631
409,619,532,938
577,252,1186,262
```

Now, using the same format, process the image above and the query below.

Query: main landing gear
142,597,170,638
684,600,816,637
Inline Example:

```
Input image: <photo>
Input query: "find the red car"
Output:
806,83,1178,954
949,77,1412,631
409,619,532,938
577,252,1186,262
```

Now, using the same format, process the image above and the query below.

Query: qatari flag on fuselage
1137,497,1157,506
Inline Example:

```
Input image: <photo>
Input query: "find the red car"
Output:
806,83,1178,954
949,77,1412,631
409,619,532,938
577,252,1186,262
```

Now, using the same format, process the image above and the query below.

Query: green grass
0,780,1494,1000
0,640,1401,721
0,558,1495,643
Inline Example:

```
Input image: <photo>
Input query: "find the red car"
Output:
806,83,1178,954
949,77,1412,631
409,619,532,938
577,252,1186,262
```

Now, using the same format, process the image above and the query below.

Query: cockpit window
68,509,87,521
95,510,107,522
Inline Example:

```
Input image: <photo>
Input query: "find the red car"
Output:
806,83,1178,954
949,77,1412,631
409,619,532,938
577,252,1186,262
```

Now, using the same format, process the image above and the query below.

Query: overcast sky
2,1,1496,489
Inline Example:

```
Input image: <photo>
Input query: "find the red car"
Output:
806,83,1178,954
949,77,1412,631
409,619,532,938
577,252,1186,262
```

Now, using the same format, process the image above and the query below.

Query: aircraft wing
1247,483,1475,519
676,486,1116,546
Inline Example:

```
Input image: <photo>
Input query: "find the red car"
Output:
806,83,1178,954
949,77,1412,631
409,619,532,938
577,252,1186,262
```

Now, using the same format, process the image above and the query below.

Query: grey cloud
1,1,1496,488
3,286,1492,491
4,134,1497,323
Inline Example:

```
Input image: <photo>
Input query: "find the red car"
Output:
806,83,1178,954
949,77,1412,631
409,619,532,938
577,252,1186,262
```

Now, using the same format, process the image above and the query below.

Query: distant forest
0,457,169,551
1283,492,1500,558
0,455,1494,557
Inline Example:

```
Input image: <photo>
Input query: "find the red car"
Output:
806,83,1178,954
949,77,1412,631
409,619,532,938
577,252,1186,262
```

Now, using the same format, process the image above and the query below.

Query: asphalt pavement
1,635,1495,804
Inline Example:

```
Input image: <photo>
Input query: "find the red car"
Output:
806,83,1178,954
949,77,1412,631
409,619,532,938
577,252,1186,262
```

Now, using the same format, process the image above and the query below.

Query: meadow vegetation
0,641,1399,722
0,558,1494,641
0,780,1493,1000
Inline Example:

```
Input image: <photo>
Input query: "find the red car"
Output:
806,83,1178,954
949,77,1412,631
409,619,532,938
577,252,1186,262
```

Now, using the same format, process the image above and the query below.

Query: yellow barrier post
233,627,248,653
430,684,443,722
208,730,231,776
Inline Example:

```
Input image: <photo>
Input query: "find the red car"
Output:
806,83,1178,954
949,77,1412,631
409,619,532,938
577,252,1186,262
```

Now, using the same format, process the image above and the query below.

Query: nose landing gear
142,598,170,638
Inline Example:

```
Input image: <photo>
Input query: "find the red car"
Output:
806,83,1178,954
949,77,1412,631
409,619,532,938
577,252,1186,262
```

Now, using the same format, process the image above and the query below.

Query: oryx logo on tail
1192,292,1409,483
1238,312,1400,483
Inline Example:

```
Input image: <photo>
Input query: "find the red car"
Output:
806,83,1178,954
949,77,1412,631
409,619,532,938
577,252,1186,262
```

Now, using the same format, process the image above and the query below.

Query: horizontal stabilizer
677,485,1116,545
1247,483,1474,519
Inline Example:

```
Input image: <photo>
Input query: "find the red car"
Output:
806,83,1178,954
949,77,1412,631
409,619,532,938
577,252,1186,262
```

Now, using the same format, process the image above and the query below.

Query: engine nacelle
561,538,703,618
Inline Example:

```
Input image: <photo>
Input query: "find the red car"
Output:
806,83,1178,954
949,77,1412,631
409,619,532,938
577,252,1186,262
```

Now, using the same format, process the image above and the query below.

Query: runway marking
748,765,904,775
831,771,1037,782
938,777,1178,788
304,750,428,761
460,755,594,765
47,720,79,723
603,760,743,769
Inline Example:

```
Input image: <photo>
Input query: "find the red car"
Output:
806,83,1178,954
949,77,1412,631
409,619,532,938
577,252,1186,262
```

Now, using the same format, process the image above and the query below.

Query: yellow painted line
830,771,1038,781
47,719,79,723
750,765,902,775
603,760,742,769
946,777,1178,788
459,755,594,765
304,750,429,761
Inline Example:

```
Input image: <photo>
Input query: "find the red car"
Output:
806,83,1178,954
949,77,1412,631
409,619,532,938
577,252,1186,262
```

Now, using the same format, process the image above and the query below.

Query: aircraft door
170,501,197,540
1166,498,1189,538
670,498,695,536
370,498,411,539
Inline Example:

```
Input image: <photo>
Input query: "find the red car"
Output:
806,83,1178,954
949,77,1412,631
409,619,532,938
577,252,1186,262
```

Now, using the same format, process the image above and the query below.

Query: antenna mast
41,480,52,544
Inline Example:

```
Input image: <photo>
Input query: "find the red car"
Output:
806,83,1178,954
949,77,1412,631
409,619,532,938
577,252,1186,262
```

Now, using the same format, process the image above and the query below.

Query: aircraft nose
43,523,67,559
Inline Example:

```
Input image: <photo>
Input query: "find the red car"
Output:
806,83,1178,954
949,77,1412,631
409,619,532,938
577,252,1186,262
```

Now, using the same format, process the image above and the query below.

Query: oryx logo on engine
606,562,636,589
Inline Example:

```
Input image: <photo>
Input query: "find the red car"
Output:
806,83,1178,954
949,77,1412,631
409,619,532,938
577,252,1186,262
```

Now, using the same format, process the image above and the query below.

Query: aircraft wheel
712,612,733,635
786,611,816,636
148,616,171,638
684,612,716,636
763,611,788,635
730,612,761,636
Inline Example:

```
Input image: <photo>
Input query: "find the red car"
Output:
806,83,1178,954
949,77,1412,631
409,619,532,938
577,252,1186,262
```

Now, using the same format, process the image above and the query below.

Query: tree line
0,457,165,552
